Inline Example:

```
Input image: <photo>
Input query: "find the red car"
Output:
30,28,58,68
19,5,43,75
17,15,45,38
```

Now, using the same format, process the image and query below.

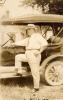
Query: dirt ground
0,76,63,100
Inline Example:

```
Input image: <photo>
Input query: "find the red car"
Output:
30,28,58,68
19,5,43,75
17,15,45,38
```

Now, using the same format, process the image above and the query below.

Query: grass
0,77,63,100
0,77,33,100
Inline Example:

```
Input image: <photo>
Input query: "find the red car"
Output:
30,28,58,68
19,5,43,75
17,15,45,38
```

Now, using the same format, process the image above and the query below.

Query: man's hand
10,43,15,47
34,50,40,56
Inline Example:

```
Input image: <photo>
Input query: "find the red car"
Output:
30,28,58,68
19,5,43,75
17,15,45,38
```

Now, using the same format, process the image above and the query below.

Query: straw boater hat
26,24,36,30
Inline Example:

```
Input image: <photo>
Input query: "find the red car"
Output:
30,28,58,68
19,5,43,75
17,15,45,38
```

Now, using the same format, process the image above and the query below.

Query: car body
0,14,63,86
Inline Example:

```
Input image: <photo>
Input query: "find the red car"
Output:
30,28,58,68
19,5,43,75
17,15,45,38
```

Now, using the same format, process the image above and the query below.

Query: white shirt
26,33,48,50
15,33,48,50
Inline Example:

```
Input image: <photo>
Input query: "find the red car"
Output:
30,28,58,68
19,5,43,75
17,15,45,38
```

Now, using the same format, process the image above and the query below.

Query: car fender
40,53,63,79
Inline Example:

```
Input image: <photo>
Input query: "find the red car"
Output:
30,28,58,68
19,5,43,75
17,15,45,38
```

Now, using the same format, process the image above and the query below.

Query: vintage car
0,14,63,86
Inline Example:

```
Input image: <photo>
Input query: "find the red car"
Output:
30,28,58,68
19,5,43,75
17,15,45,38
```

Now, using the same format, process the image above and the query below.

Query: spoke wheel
45,61,63,86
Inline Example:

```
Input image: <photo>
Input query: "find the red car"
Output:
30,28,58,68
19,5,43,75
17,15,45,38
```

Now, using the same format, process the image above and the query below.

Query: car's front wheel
45,61,63,86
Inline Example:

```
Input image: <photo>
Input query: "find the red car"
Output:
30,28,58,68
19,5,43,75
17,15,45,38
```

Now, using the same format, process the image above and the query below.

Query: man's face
27,28,35,36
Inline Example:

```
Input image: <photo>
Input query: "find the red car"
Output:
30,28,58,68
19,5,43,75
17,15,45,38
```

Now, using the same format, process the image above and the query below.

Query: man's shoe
32,88,39,96
34,88,39,92
15,68,22,76
16,73,22,76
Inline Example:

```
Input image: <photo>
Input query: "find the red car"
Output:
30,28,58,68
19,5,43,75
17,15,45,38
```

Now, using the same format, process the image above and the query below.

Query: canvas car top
1,14,63,25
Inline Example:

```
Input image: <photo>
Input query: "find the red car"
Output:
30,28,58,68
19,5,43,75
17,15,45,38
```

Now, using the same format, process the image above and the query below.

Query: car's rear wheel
45,61,63,86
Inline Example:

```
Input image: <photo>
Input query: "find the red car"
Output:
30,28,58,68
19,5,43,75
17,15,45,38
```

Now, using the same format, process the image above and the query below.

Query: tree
22,0,63,14
22,0,49,13
22,0,36,7
49,0,63,14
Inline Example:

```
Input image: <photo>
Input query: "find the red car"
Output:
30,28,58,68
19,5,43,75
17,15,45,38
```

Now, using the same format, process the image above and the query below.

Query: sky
0,0,42,19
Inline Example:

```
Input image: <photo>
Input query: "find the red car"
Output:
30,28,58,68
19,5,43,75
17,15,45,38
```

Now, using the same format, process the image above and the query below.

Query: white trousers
15,50,41,89
15,54,27,73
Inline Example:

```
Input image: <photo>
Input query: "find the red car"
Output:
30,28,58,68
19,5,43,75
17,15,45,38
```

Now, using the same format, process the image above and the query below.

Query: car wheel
45,61,63,86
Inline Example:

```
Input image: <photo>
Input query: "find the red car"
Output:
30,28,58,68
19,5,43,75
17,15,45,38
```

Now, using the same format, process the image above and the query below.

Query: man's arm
12,38,29,46
40,37,48,53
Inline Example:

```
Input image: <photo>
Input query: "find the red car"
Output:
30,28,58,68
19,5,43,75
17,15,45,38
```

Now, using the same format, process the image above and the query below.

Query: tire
45,61,63,86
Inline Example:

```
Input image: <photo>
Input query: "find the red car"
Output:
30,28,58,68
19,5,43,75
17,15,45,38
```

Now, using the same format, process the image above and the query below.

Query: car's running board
0,66,31,79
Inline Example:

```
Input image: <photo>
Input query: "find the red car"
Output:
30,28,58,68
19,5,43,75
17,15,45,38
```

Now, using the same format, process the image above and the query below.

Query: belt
26,49,40,50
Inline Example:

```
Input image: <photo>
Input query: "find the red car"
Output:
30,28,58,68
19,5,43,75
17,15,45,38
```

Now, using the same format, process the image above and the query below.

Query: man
13,24,48,92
